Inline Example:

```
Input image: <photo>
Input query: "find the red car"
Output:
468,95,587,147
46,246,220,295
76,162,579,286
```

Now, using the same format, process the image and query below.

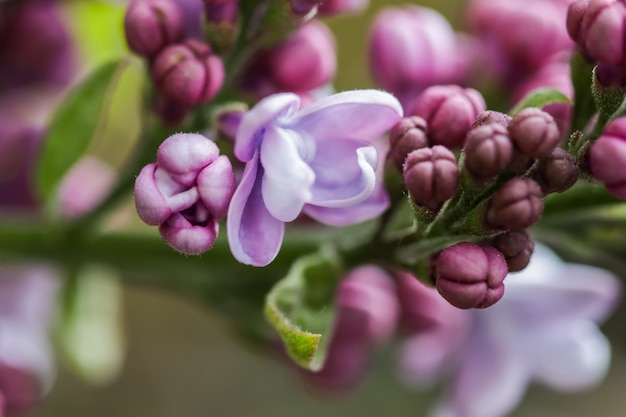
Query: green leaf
509,87,572,116
35,59,131,206
55,265,126,385
264,249,342,371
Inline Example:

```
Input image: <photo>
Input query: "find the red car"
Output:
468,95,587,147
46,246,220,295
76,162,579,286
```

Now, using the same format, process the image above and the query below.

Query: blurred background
13,0,626,415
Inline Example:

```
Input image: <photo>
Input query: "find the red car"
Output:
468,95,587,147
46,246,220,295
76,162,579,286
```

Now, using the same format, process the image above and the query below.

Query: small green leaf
36,59,130,206
509,87,572,116
264,249,342,371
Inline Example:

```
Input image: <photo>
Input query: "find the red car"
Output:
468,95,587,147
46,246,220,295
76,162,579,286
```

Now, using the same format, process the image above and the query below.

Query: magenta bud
203,0,238,24
508,108,561,159
134,133,235,255
410,85,486,149
486,178,544,230
436,242,507,309
318,0,368,16
595,62,626,88
463,123,513,180
124,0,184,57
568,0,626,67
403,146,459,211
534,148,579,194
290,0,323,15
492,230,535,272
214,103,247,140
151,39,225,106
471,110,512,128
388,116,429,170
589,116,626,199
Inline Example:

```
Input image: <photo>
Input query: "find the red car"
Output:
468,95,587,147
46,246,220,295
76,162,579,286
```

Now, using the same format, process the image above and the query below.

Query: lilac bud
134,133,235,255
486,178,544,230
508,108,561,159
492,229,535,272
595,62,626,88
151,39,224,106
368,7,463,105
290,0,323,15
463,123,513,180
568,0,626,67
203,0,239,52
317,0,368,16
471,110,511,128
436,242,507,309
410,85,486,149
403,146,459,211
589,116,626,199
213,103,247,141
124,0,184,57
534,147,579,194
387,116,429,171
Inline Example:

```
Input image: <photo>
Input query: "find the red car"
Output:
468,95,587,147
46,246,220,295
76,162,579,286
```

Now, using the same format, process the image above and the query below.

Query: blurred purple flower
401,245,621,417
227,90,402,266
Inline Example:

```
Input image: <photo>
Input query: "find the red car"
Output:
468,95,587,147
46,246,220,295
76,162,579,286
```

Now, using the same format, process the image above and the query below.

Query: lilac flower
227,90,403,266
400,245,621,417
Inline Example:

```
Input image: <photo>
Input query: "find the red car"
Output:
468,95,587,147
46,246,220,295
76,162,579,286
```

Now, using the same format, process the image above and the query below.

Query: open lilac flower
227,90,403,266
401,245,621,417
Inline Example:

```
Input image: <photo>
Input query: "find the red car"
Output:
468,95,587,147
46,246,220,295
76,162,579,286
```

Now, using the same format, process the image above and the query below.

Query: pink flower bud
568,0,626,67
403,146,459,211
492,229,535,272
463,122,513,180
134,133,235,255
317,0,368,16
486,178,544,230
151,39,224,106
410,85,486,149
124,0,184,57
589,116,626,199
387,116,429,171
368,7,463,105
534,147,579,194
203,0,238,25
508,107,561,159
436,242,507,309
471,110,511,128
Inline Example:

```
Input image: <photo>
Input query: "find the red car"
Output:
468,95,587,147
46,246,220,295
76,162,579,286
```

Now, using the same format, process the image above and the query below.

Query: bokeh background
33,0,626,416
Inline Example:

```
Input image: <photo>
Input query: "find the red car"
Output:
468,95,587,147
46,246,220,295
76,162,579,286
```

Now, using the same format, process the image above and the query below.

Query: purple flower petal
197,155,235,220
260,125,315,221
156,133,219,186
235,93,300,162
134,163,172,225
159,213,218,255
227,153,285,266
286,89,403,142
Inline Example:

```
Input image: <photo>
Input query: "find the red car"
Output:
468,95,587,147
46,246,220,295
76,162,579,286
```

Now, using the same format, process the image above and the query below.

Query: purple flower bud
318,0,368,16
534,147,579,194
368,7,464,106
567,0,626,67
436,242,507,309
387,116,429,171
410,85,486,149
508,107,561,159
463,123,513,180
124,0,184,57
214,104,247,141
134,133,235,255
151,39,224,106
403,146,459,211
471,110,511,128
290,0,323,15
595,62,626,87
203,0,238,24
589,116,626,199
492,229,535,272
486,178,544,230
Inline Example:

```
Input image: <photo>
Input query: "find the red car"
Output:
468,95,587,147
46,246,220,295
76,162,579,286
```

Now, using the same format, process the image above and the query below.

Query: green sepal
509,88,572,116
264,248,342,371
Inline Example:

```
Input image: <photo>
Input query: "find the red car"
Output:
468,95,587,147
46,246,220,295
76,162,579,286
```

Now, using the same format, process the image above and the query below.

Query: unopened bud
508,107,560,159
492,230,535,272
124,0,184,57
463,123,513,180
589,116,626,200
403,146,459,211
486,178,544,230
471,110,511,128
436,242,507,309
534,148,579,194
388,116,429,170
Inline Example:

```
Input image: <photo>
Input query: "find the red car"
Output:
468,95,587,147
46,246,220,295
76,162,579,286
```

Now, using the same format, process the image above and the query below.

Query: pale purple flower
400,245,621,417
227,90,403,266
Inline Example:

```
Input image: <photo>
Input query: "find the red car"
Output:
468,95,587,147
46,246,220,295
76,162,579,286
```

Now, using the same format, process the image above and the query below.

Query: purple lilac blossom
400,244,621,417
227,90,403,266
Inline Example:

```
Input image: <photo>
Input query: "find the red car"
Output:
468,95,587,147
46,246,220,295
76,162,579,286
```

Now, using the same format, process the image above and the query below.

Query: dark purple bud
534,148,579,194
436,242,507,309
471,110,511,128
153,95,191,126
486,178,544,230
410,85,486,149
595,62,626,88
290,0,323,15
403,146,459,211
567,0,589,44
388,116,429,171
124,0,184,57
492,230,535,272
151,39,224,106
318,0,368,16
203,0,238,24
589,116,626,200
508,107,561,159
463,123,513,180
